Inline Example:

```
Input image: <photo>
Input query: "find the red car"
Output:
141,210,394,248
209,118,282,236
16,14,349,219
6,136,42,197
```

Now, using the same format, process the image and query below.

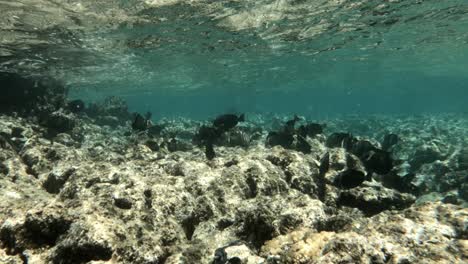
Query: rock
213,241,262,264
0,113,467,263
460,182,468,201
45,110,75,134
262,203,467,264
144,139,160,151
53,133,76,146
0,248,24,263
23,209,72,247
338,181,416,216
457,148,468,170
410,145,444,171
113,196,133,209
0,204,71,255
442,191,461,205
0,72,66,115
42,168,76,194
50,224,112,264
235,203,279,249
320,149,367,189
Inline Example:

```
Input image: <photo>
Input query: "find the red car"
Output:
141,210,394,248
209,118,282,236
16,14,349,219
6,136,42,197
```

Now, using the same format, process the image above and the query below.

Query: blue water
2,0,468,118
71,72,468,119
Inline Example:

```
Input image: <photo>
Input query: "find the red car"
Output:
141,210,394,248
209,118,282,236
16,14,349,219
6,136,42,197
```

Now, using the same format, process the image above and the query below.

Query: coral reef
0,103,467,263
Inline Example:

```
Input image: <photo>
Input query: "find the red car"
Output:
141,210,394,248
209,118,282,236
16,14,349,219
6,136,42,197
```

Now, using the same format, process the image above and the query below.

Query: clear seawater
1,0,468,117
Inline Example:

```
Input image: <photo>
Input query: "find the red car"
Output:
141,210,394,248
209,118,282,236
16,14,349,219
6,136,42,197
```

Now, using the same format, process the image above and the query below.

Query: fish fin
238,113,245,122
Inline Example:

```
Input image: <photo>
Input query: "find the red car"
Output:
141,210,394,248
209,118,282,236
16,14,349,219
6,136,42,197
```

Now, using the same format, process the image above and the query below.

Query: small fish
296,135,312,154
326,132,356,150
351,139,377,157
382,133,399,150
266,131,294,148
284,115,301,134
205,142,216,160
297,123,324,138
145,111,152,120
67,99,85,113
132,113,148,131
194,125,223,144
212,240,243,264
167,138,178,152
213,114,245,131
362,149,394,175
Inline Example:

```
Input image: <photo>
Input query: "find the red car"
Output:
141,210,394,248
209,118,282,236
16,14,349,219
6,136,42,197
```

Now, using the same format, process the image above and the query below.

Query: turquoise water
1,0,468,117
2,2,468,263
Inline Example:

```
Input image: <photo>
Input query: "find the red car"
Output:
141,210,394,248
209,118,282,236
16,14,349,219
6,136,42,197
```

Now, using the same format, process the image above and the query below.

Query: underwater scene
1,0,467,263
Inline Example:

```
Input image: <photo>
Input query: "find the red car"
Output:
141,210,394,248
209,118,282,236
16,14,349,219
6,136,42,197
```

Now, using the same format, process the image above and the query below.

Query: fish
362,149,394,175
296,135,312,154
351,139,378,157
284,115,301,134
205,142,216,160
382,133,399,150
67,99,85,113
132,113,148,131
297,123,324,138
194,125,223,145
326,132,356,150
212,240,243,264
145,111,152,120
266,131,294,148
213,114,245,131
167,138,178,152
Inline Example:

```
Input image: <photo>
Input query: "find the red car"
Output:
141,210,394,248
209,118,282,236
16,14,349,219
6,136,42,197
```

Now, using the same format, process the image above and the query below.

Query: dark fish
145,111,152,120
145,140,159,151
213,246,227,264
362,149,394,175
284,115,301,134
319,152,330,175
335,169,366,189
212,240,243,264
296,136,312,154
297,123,324,138
194,125,223,145
148,124,164,136
326,132,356,150
167,138,178,152
205,142,216,160
382,133,399,150
266,131,294,148
351,139,377,157
213,114,245,131
67,99,85,113
132,113,148,131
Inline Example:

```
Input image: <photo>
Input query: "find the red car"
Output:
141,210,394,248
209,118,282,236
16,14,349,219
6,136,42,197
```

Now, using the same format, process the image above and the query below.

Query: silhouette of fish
205,142,216,160
67,99,85,113
296,135,312,154
326,132,356,150
284,115,301,134
382,133,399,150
132,113,148,131
362,149,394,175
297,123,324,138
194,125,223,145
266,131,294,148
213,114,245,131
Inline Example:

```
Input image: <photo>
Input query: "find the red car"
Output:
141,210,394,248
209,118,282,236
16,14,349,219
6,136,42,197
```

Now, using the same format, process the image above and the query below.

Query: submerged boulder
338,181,416,216
0,72,66,115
